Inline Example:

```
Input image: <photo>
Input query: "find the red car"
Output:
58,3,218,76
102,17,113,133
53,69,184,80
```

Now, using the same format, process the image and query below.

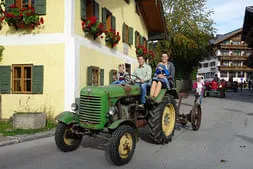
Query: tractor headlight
219,85,222,88
108,106,117,116
71,103,78,111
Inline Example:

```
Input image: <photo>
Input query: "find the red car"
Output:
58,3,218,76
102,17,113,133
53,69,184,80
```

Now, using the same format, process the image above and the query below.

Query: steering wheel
123,74,142,85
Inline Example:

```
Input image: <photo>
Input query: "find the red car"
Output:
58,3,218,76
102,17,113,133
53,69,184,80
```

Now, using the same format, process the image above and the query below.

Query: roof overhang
213,29,242,45
138,0,168,41
242,6,253,47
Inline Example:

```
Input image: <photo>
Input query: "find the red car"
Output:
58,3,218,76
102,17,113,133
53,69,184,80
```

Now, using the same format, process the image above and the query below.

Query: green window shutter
102,8,107,29
5,0,15,12
32,65,44,94
100,69,104,86
0,66,11,94
87,66,93,86
122,23,126,43
128,27,133,45
94,1,99,20
140,36,144,45
81,0,86,20
135,31,138,47
34,0,46,15
111,15,116,30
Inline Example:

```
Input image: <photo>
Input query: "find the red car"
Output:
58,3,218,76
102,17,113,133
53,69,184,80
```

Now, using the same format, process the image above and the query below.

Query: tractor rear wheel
108,125,136,166
55,123,82,152
148,99,176,144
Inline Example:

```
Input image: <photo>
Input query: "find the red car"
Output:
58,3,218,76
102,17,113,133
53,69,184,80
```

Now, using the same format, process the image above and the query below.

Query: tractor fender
55,111,78,125
108,120,136,131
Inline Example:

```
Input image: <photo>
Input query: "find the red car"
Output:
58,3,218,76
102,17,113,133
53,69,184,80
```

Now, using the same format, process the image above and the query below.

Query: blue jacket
154,64,170,77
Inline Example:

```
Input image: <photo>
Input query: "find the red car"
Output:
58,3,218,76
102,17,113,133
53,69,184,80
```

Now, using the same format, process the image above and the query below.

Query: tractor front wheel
191,104,202,130
55,123,82,152
108,125,136,166
148,100,176,144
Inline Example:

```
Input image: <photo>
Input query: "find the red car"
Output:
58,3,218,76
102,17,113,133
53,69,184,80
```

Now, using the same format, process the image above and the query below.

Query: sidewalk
0,129,55,147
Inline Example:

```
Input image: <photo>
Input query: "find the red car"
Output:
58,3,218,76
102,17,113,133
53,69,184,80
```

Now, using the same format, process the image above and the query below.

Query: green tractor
55,74,178,165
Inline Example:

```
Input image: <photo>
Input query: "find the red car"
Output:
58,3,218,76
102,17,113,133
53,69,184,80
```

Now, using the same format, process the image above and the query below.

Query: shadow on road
222,90,253,103
236,134,253,144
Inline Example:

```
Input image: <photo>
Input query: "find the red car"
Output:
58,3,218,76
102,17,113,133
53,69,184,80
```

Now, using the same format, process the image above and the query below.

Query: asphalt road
0,90,253,169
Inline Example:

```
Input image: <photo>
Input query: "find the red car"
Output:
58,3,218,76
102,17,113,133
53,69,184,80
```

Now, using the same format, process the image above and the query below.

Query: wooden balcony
218,55,248,61
220,44,252,50
218,65,253,71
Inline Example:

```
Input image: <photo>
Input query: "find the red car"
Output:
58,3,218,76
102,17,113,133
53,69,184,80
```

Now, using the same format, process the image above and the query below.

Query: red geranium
81,16,104,39
136,45,148,57
104,29,121,48
3,4,44,30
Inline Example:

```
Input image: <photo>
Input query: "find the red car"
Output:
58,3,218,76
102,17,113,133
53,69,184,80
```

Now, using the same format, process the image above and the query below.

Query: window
135,31,140,46
81,0,99,20
102,8,115,31
12,65,32,93
15,0,35,8
220,72,227,78
122,23,133,45
125,63,131,74
203,63,208,68
109,69,118,84
210,62,216,67
135,0,140,15
124,0,130,4
229,72,236,78
87,66,104,86
5,0,46,15
143,38,147,48
237,72,244,78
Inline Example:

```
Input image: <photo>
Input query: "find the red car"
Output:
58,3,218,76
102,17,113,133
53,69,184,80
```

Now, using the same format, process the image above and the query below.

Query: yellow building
0,0,166,119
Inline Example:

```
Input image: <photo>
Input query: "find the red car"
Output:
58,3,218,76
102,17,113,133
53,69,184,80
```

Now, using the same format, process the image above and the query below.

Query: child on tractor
149,51,175,99
111,64,126,85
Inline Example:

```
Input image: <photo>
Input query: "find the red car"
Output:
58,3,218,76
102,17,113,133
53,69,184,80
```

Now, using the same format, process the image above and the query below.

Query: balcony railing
218,55,248,60
218,65,253,71
220,44,252,49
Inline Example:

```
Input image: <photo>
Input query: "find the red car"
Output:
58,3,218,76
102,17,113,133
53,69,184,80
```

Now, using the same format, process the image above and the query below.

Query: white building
198,28,253,82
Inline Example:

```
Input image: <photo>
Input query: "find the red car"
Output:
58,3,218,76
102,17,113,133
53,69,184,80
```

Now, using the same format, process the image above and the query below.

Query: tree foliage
154,0,215,79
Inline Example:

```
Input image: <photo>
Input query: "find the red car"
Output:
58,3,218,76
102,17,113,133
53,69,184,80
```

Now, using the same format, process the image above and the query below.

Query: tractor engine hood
80,84,141,98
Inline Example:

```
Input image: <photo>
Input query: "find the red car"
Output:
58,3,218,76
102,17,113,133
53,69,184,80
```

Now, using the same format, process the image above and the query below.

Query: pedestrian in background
249,80,252,91
193,76,204,104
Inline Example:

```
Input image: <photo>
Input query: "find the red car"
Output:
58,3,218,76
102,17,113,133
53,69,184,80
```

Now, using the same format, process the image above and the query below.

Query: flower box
136,45,148,57
3,4,44,30
105,29,121,48
81,16,104,40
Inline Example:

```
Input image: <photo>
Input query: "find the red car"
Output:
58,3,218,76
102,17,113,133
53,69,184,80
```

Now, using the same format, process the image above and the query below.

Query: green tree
156,0,215,79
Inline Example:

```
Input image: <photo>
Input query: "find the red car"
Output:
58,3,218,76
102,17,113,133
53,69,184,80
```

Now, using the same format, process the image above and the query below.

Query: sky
206,0,252,35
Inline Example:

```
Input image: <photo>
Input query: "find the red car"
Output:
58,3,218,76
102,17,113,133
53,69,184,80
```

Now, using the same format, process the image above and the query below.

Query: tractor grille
79,95,102,125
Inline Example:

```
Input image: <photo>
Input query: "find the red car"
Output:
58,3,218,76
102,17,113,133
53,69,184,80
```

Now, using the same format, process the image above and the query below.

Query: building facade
198,28,253,82
0,0,166,119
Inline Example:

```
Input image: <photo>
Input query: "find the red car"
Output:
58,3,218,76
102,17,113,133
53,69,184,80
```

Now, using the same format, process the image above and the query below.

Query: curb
0,129,55,147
